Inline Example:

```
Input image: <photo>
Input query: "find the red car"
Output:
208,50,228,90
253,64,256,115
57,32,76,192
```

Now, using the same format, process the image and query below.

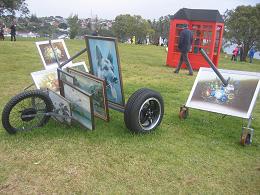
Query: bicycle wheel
2,90,53,134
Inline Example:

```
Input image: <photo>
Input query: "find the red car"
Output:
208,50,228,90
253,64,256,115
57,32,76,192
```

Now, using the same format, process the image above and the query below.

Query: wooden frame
66,67,109,122
61,80,95,130
85,35,125,110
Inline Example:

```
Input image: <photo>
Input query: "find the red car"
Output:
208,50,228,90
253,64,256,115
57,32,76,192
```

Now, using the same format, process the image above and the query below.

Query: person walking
174,26,193,75
248,48,255,63
10,23,16,41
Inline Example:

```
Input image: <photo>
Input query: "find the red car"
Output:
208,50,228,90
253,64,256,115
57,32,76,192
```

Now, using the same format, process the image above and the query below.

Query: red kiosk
166,8,224,70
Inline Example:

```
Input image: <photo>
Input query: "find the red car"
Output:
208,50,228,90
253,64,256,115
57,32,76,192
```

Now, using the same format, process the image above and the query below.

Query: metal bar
49,40,61,66
108,103,125,113
59,48,88,68
199,48,229,87
23,83,35,91
247,116,253,128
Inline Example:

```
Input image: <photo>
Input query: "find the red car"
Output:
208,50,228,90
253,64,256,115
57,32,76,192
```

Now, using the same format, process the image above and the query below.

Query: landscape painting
62,81,94,130
67,67,109,121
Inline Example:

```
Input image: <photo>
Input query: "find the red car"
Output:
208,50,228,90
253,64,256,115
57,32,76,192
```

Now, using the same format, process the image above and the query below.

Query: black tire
2,90,53,134
124,88,164,133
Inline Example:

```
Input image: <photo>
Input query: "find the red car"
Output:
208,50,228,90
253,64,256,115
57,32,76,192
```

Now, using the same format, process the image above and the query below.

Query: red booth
166,8,224,70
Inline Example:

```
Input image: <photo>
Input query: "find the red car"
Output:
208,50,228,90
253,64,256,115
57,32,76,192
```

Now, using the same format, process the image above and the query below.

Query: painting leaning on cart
62,81,94,130
31,68,59,93
85,36,125,109
67,68,109,122
36,39,72,70
48,89,72,124
186,68,260,119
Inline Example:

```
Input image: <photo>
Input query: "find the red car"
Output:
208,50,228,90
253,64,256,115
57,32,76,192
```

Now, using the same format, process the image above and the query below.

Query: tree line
1,0,259,59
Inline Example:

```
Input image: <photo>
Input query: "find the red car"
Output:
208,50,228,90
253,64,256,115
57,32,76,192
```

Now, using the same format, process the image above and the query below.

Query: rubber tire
2,90,53,134
124,88,164,133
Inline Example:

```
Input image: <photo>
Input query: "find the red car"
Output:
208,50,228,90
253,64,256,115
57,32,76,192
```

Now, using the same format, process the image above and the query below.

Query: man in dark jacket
10,23,16,41
174,26,193,75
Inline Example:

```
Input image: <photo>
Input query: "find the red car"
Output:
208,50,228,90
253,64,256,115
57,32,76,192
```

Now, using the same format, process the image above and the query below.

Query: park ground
0,39,260,194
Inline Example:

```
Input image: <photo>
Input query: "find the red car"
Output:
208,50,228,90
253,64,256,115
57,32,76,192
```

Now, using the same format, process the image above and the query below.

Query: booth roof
170,8,224,23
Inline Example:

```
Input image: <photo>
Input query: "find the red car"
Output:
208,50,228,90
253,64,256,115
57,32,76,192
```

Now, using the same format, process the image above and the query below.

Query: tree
224,4,260,61
68,14,80,39
0,0,29,17
112,14,153,42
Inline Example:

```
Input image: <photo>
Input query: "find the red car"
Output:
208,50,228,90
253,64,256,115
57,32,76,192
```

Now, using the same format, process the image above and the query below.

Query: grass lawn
0,38,260,194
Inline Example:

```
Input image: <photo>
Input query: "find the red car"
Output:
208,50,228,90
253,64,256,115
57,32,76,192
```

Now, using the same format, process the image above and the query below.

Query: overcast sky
27,0,258,20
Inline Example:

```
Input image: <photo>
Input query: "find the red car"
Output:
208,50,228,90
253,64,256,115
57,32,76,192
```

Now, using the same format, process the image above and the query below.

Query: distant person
92,30,98,36
132,36,135,44
248,48,255,63
0,24,4,41
239,44,244,61
231,46,239,61
174,26,193,76
10,23,16,41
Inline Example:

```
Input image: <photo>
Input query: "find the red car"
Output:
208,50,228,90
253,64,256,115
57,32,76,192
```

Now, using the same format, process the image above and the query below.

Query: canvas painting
48,89,72,124
67,67,109,121
62,81,94,130
85,36,125,109
186,68,260,119
66,61,89,73
36,39,72,70
31,68,59,93
57,68,75,96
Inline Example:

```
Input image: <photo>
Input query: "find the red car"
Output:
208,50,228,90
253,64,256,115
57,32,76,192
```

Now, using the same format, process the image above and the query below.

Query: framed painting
31,68,59,93
67,67,109,122
48,89,72,124
85,35,125,110
57,68,75,96
186,68,260,119
61,80,95,130
36,39,72,70
65,61,89,73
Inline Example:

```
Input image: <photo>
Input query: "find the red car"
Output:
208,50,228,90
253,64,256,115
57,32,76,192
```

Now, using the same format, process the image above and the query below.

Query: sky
27,0,258,20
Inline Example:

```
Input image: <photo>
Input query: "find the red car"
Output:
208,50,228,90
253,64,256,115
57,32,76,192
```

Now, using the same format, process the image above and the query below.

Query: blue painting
87,37,124,108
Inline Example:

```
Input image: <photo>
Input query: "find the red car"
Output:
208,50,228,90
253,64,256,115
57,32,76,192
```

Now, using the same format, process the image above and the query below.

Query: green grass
0,38,260,194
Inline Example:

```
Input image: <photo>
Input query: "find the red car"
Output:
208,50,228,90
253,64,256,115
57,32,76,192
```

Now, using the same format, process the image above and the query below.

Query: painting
48,89,72,124
67,67,109,121
31,68,59,93
85,36,125,109
186,68,260,119
62,80,95,130
66,61,89,73
36,39,72,70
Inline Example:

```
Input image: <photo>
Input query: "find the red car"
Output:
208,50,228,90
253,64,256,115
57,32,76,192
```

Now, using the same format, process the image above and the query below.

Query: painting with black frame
66,67,109,122
85,35,125,110
61,80,95,130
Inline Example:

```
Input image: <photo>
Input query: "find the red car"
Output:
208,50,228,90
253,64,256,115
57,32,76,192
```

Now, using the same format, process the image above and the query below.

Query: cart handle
199,48,229,87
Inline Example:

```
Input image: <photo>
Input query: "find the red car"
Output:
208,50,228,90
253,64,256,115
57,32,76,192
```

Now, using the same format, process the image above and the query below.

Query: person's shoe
188,73,193,76
174,70,179,73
